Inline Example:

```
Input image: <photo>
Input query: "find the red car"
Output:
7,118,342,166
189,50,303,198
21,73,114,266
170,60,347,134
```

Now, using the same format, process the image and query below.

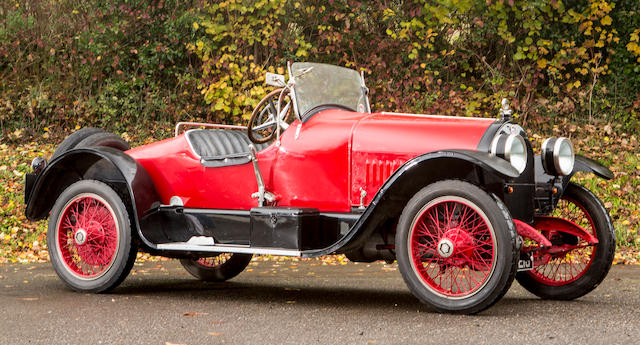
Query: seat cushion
186,129,269,167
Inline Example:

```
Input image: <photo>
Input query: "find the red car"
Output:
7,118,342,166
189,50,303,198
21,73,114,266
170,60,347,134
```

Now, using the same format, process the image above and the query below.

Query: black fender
572,155,614,180
303,149,519,257
533,153,613,214
25,147,160,249
559,154,614,194
534,154,613,188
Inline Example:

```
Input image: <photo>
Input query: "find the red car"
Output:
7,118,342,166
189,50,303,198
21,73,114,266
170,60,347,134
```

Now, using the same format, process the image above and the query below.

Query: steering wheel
248,88,292,144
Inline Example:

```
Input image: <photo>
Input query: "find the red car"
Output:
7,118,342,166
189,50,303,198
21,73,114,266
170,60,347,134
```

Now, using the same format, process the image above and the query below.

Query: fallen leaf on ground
183,312,208,317
208,332,223,336
19,297,38,301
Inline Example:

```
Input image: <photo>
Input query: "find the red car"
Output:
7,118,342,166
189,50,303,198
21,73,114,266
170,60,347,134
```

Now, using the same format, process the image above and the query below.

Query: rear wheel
47,180,137,292
180,253,253,282
396,180,518,314
516,183,615,300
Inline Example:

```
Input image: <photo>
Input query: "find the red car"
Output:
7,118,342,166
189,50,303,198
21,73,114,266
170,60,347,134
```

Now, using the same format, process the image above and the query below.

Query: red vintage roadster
24,62,615,314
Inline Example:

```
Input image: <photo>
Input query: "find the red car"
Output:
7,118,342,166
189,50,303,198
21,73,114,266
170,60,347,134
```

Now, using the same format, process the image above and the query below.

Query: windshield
291,62,369,118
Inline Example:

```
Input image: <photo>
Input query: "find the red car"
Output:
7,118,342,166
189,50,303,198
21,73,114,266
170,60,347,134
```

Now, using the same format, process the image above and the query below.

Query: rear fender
25,147,160,248
305,150,519,256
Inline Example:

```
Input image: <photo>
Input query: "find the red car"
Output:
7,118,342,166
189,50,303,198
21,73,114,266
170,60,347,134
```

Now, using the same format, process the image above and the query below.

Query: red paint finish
351,113,495,206
126,109,494,212
127,135,271,209
271,110,366,211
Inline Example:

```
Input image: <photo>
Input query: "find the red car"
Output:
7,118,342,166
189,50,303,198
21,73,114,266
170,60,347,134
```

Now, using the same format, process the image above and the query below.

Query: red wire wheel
516,183,616,300
56,194,120,279
409,196,496,298
396,180,518,314
527,197,596,285
48,180,136,293
180,253,253,282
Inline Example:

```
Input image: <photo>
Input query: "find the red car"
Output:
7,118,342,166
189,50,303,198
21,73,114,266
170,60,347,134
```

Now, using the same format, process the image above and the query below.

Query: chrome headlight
31,157,46,174
541,137,574,176
490,133,527,174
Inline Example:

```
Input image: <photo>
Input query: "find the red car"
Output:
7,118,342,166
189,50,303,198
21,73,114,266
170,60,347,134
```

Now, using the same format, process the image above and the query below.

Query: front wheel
516,183,615,300
180,253,253,282
47,180,137,293
396,180,518,314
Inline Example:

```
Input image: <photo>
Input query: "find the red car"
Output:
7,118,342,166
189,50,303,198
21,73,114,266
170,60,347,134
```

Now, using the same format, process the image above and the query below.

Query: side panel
301,150,519,257
350,114,496,207
270,110,366,212
127,135,270,209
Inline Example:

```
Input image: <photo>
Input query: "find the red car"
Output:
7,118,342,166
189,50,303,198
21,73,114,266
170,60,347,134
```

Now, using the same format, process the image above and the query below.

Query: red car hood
352,112,496,154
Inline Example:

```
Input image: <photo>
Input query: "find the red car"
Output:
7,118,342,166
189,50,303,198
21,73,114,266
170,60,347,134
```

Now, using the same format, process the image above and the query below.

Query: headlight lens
490,133,528,174
541,137,574,176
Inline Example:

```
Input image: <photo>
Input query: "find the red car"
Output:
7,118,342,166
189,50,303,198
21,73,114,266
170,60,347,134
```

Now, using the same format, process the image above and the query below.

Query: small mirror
265,72,285,87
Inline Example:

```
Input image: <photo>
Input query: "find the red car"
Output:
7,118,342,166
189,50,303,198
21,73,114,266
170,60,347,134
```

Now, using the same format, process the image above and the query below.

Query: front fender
572,155,614,180
304,149,519,256
25,147,160,247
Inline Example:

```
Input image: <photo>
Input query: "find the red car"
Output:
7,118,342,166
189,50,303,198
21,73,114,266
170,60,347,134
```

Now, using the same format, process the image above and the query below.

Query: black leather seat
186,129,269,167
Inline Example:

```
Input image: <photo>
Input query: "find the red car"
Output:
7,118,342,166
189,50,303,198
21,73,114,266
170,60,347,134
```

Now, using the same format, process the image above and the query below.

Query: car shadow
105,276,602,316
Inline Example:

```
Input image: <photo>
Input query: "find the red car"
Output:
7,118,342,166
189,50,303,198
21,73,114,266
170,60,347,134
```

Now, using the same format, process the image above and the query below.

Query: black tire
396,180,518,314
50,128,105,160
75,132,130,151
47,180,137,293
516,183,615,300
180,253,253,282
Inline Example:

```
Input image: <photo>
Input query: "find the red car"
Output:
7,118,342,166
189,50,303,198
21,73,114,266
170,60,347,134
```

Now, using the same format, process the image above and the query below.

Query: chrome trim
248,144,275,206
156,243,301,256
175,122,246,137
490,133,526,174
553,137,574,176
183,129,202,160
360,70,372,113
169,196,184,207
184,208,250,216
287,61,301,121
489,133,502,157
504,134,527,173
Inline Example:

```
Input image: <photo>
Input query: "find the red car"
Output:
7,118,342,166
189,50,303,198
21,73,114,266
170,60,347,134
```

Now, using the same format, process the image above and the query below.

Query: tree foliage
0,0,639,138
193,0,639,128
0,0,208,136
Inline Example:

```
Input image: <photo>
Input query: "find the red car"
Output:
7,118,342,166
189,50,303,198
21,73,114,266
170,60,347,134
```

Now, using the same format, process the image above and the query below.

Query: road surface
0,260,638,345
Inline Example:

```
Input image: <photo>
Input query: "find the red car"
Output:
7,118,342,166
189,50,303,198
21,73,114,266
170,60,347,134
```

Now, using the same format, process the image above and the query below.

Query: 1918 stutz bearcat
24,62,616,314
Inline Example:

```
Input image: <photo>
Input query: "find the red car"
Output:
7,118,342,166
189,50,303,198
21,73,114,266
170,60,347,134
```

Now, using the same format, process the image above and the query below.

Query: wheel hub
437,228,476,266
74,229,87,245
437,238,454,258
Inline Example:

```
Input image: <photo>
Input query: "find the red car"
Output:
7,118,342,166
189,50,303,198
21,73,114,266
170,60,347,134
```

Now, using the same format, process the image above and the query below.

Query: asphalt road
0,260,638,345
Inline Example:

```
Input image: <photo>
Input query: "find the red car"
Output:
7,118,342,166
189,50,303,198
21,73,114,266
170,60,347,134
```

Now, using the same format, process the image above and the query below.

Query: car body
24,62,616,314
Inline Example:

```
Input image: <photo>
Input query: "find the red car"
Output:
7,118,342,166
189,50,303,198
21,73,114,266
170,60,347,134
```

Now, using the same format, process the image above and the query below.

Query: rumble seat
186,129,270,167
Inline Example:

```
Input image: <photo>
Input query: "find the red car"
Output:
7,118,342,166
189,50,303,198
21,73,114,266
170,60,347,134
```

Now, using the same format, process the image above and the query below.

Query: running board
156,242,301,257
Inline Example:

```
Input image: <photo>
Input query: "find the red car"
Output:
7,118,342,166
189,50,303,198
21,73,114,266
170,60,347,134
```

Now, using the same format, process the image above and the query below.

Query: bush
0,0,207,137
192,0,640,129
